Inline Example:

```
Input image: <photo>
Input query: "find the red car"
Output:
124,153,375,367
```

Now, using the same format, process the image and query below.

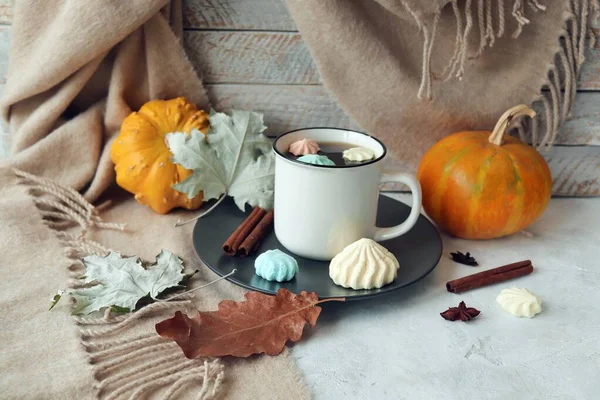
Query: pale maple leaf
166,109,274,212
67,250,185,315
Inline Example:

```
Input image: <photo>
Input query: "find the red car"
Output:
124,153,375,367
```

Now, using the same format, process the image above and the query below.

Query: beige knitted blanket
2,0,597,398
0,1,308,398
287,0,599,167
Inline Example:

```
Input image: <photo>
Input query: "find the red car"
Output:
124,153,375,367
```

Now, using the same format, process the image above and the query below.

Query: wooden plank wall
0,0,598,196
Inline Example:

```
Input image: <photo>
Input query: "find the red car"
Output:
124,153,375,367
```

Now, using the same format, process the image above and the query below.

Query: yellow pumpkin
111,97,209,214
417,105,552,239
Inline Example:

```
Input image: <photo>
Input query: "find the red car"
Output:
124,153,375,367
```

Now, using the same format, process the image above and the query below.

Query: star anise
440,301,480,322
450,251,478,266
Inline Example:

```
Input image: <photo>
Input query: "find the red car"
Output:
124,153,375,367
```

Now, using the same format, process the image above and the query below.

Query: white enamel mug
273,128,422,261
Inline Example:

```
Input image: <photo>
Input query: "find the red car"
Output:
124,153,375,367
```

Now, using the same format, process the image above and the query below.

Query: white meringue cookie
329,238,399,290
342,147,375,162
496,287,542,318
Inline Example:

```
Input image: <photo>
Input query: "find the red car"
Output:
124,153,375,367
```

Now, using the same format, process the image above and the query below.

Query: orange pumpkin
417,105,552,239
110,97,209,214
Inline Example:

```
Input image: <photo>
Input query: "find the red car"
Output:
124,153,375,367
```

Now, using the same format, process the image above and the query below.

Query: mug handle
373,173,422,242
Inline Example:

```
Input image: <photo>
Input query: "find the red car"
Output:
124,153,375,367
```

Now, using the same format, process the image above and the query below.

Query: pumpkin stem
488,104,536,146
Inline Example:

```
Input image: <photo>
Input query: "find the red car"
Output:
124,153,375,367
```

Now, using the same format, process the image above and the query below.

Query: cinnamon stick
222,207,266,256
239,210,274,257
446,260,533,294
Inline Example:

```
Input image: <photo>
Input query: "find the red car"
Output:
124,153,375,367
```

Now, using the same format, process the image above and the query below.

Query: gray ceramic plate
193,195,442,300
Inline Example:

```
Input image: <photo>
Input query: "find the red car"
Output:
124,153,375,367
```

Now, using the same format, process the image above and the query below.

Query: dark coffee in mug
284,141,373,166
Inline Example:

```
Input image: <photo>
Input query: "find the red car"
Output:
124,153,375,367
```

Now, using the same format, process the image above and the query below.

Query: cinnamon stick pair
223,207,274,257
446,260,533,294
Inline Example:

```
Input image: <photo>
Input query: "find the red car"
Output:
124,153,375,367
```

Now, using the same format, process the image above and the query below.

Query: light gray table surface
292,193,600,400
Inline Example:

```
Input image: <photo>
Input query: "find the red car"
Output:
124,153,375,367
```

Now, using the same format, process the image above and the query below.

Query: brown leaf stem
315,297,346,304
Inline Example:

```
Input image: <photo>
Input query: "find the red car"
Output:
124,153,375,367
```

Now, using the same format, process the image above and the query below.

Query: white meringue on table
329,238,399,290
496,287,542,318
342,146,375,162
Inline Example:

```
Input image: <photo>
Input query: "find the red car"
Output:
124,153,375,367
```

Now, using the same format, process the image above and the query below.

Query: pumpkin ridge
114,147,167,193
509,148,551,230
139,155,177,199
138,101,177,133
131,110,172,158
521,147,553,199
136,110,163,137
114,139,164,158
499,152,525,236
418,133,465,172
430,144,479,220
465,148,499,238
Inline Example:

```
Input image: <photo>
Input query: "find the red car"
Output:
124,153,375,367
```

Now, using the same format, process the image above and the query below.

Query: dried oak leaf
440,301,480,322
450,251,478,266
156,288,343,358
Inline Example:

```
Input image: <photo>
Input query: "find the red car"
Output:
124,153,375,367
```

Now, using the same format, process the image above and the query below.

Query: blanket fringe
13,169,126,236
406,0,599,149
15,169,225,400
400,1,439,99
531,0,597,148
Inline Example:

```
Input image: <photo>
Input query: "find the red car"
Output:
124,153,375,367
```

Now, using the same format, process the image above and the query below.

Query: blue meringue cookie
297,154,336,166
255,249,299,282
